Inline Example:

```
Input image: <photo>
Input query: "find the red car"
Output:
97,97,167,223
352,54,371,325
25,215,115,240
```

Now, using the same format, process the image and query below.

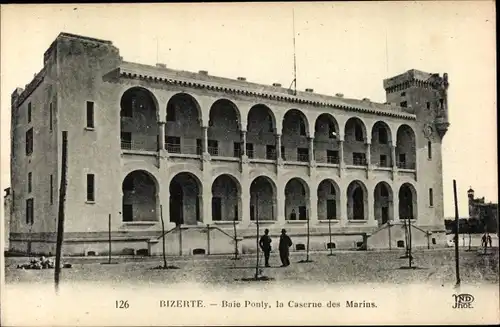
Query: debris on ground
16,256,72,270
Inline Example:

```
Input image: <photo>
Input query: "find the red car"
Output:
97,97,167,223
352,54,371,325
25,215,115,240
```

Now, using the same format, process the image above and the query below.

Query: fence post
178,225,182,256
207,224,211,255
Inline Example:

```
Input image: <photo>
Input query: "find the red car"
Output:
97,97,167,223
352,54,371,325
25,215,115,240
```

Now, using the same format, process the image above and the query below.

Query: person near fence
259,229,272,267
279,229,293,267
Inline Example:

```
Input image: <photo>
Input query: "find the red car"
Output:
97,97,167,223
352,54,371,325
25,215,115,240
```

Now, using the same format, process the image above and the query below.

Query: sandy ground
4,248,498,286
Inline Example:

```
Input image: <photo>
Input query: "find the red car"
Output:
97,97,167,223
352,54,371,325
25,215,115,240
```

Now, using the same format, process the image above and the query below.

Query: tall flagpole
292,9,297,96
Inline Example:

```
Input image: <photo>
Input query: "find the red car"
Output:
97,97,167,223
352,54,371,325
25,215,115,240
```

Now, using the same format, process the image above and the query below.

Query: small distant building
467,187,499,237
4,187,12,250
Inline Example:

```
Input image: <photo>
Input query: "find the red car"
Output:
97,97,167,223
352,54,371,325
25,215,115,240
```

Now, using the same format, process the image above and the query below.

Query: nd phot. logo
452,294,474,309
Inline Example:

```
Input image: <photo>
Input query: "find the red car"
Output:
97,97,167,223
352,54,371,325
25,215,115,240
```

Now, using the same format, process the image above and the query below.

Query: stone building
467,187,499,237
3,187,12,250
8,33,450,256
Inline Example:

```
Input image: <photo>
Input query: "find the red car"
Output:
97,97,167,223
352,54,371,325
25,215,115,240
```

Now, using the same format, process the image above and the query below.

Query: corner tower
383,69,450,230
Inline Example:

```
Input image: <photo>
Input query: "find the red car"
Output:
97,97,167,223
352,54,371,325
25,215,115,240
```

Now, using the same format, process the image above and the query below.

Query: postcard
1,2,498,326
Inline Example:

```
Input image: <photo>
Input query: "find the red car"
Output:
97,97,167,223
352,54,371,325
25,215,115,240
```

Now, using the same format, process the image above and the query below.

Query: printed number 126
115,300,129,309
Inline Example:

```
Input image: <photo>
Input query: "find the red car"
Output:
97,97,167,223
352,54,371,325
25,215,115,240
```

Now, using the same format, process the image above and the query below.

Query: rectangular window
281,146,285,160
233,142,241,157
28,102,32,123
439,99,444,109
400,101,408,108
28,172,32,193
297,148,309,162
26,198,34,224
208,140,218,156
212,197,222,221
26,128,33,156
196,139,202,155
326,150,339,164
49,103,53,131
266,145,276,160
429,188,434,207
428,141,432,159
121,132,132,150
86,101,94,128
399,153,406,167
353,152,366,165
327,199,336,219
246,143,254,158
380,154,387,167
50,174,53,204
86,174,95,202
166,136,181,153
426,102,431,109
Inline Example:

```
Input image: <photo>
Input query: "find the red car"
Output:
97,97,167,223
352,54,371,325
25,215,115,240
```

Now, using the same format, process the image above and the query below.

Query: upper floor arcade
119,85,418,172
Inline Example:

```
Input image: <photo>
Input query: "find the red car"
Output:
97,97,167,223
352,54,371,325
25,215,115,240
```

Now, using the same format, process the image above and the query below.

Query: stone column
158,122,166,150
339,189,347,226
391,142,397,180
309,187,318,224
277,186,286,224
241,131,247,156
309,137,314,163
365,142,371,179
367,187,376,226
366,142,371,166
202,181,212,225
240,177,250,226
276,134,282,161
338,140,345,177
392,189,400,223
203,126,209,154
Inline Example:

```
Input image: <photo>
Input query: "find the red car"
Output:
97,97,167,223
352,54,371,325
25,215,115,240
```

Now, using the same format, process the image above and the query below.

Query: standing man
279,229,293,267
259,229,272,267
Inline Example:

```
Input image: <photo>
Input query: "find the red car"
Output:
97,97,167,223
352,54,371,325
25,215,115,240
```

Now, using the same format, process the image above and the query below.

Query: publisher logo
452,294,474,309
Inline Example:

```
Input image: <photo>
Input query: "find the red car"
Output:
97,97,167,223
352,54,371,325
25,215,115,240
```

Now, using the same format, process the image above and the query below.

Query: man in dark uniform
259,229,272,267
279,229,293,267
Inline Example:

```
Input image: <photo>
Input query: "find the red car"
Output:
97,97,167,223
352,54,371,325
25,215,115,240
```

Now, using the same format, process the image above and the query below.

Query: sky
0,2,497,220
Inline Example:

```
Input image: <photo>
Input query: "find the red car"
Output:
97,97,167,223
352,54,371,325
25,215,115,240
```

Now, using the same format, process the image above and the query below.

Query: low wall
8,223,448,256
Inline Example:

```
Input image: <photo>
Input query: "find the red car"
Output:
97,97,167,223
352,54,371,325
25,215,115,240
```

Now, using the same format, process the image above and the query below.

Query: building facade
3,187,12,250
467,187,499,237
9,33,450,256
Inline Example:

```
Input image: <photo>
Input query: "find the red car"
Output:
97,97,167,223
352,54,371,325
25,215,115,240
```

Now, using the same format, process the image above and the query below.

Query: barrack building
8,33,450,256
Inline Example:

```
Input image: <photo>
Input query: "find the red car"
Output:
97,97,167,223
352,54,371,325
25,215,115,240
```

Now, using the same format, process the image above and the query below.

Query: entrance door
123,204,133,222
327,199,336,219
169,196,183,224
381,206,389,224
212,197,222,221
298,206,307,220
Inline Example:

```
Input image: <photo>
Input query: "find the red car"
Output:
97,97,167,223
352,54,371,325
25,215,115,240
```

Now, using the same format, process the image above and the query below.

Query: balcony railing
352,157,367,166
316,153,339,164
297,153,310,162
397,161,416,169
208,146,219,156
166,143,181,153
376,160,392,168
121,140,157,152
266,151,277,160
167,144,202,155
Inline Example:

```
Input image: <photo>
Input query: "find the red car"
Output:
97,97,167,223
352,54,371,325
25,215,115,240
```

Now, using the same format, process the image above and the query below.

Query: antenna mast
156,37,159,63
289,9,297,96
